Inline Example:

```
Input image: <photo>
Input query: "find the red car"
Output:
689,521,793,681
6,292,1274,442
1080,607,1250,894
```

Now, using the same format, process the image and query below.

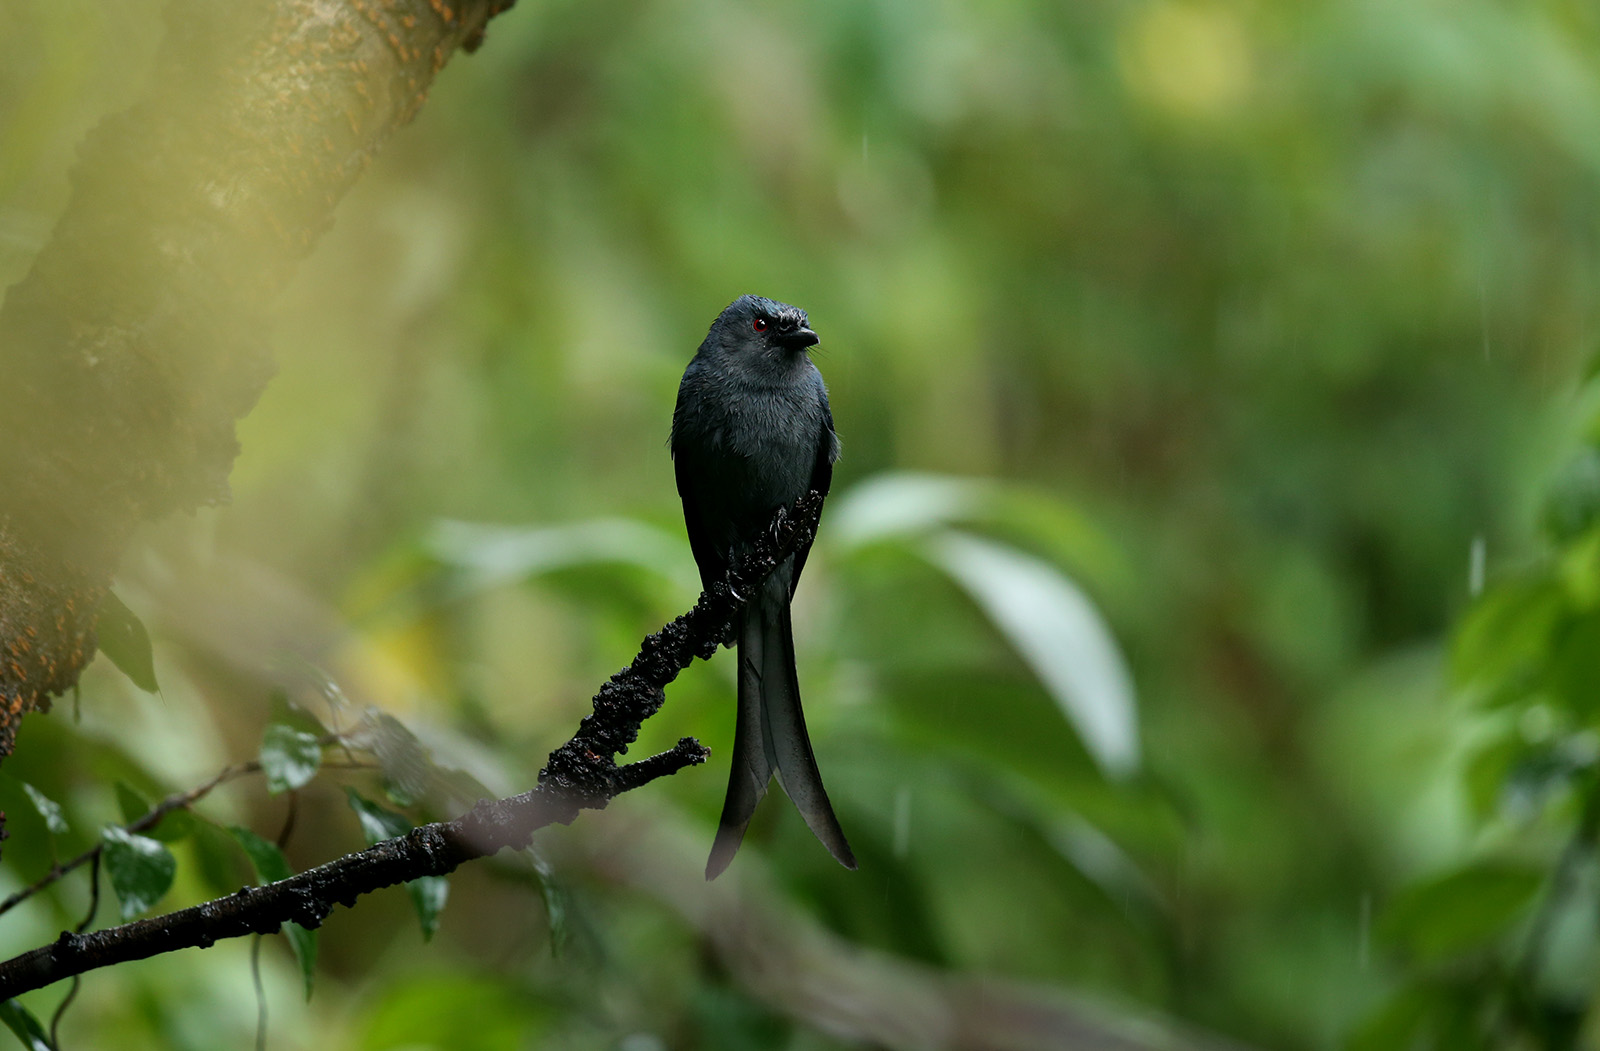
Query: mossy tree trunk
0,0,514,759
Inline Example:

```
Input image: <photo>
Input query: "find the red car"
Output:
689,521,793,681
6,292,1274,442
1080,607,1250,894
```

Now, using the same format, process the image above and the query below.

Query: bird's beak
779,328,820,350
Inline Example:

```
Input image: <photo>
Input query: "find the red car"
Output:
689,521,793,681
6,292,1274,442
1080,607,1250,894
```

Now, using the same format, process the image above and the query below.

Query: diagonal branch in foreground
0,492,824,1002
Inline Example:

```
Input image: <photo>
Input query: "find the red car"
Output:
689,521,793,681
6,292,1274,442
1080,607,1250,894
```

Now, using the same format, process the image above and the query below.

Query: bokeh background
6,0,1600,1048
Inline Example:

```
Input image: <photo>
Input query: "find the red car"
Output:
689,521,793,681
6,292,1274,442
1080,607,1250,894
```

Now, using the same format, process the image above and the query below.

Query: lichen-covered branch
0,0,517,760
0,493,824,1001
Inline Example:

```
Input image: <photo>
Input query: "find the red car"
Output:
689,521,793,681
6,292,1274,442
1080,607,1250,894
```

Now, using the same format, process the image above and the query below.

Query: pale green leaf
101,826,176,919
21,783,67,836
260,724,322,795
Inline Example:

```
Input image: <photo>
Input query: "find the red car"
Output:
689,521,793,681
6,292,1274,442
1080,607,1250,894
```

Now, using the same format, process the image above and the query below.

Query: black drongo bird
671,294,856,880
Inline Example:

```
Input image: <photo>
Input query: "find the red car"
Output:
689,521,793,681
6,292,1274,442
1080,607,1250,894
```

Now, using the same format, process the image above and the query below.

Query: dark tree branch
0,0,519,760
0,492,825,1001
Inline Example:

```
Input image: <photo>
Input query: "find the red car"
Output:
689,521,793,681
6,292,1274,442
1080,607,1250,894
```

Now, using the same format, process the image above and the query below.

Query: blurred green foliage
6,0,1600,1048
1347,388,1600,1050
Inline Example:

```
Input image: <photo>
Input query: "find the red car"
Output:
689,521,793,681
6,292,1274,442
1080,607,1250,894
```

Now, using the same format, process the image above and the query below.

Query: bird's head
702,295,820,377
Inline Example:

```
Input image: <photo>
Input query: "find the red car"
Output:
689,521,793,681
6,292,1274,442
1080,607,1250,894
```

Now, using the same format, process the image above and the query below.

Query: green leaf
188,820,248,894
828,473,1127,597
228,826,318,1000
829,472,991,548
260,724,322,795
145,807,197,844
882,671,1103,794
1462,733,1523,821
1544,448,1600,542
408,874,449,942
94,590,158,693
1379,862,1543,963
921,531,1139,779
287,925,322,1000
20,783,67,836
101,826,176,920
528,849,568,957
345,789,449,940
1452,579,1564,693
1546,614,1600,719
0,998,52,1051
228,825,294,884
345,788,410,843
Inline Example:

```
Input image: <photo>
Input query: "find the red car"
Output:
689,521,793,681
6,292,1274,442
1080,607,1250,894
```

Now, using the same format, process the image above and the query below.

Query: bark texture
0,0,515,759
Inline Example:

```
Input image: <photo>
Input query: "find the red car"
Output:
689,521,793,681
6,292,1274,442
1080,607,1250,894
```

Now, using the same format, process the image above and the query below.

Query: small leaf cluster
1355,413,1600,1049
0,652,487,1036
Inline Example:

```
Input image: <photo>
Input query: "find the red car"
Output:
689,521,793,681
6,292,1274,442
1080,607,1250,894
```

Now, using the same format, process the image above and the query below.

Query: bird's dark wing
789,401,837,598
675,447,727,591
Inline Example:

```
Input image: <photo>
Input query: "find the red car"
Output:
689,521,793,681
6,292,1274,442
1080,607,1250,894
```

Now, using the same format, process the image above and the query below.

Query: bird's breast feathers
683,377,824,459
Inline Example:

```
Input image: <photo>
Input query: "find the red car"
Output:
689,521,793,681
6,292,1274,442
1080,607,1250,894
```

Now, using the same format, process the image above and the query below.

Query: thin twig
253,798,299,1051
0,738,350,919
276,792,298,851
0,492,824,1001
47,852,100,1049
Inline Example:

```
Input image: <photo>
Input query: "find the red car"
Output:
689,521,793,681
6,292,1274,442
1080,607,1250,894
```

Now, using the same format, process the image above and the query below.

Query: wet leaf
409,872,449,942
1545,448,1600,542
0,998,51,1051
94,590,158,693
21,783,67,835
345,788,410,842
828,472,989,547
827,473,1123,591
229,826,318,999
345,789,449,940
228,825,293,884
529,848,568,957
922,530,1140,778
102,826,176,919
260,724,322,795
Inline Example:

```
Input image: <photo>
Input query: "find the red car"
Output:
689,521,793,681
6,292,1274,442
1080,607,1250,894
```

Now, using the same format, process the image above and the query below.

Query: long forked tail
705,606,775,879
705,587,856,880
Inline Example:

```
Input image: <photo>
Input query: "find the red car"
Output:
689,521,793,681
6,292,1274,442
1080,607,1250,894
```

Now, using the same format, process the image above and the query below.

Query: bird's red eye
753,317,767,333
